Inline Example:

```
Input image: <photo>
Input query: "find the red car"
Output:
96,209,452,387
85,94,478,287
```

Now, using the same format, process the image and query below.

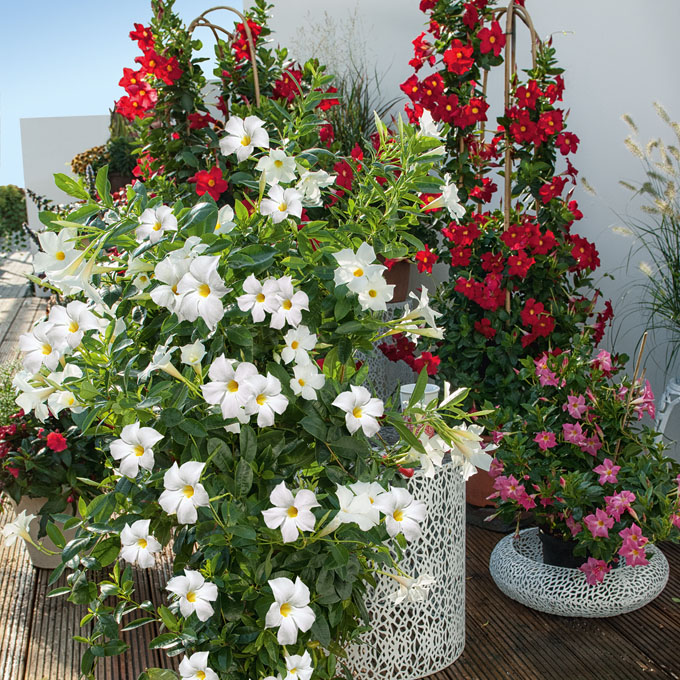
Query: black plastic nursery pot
538,527,588,569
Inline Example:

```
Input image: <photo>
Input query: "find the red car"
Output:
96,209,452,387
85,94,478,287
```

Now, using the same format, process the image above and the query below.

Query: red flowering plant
400,1,612,423
490,335,680,582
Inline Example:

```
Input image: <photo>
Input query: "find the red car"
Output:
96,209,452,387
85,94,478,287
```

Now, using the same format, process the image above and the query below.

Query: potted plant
488,333,680,604
0,184,28,253
0,362,104,568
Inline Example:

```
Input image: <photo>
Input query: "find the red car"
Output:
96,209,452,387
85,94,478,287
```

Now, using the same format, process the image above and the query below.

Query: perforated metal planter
346,461,466,680
489,528,669,618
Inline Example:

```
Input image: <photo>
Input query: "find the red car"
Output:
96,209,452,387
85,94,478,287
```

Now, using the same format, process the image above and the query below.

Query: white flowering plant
17,81,485,680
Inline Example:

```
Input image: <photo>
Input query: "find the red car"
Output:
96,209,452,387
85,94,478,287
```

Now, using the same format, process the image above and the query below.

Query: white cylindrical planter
346,461,466,679
399,383,440,410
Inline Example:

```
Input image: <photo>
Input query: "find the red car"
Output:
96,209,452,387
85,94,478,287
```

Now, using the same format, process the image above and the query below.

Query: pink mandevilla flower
579,557,611,585
592,458,621,485
605,490,635,521
618,523,648,546
534,430,556,451
565,515,582,536
579,432,602,456
592,349,612,373
583,508,614,538
563,393,587,419
562,422,586,446
619,538,649,567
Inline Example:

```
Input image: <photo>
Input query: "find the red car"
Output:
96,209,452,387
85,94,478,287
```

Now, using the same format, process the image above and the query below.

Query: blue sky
0,0,243,187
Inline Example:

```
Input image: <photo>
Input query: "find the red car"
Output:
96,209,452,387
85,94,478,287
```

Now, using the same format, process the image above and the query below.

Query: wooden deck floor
1,250,679,680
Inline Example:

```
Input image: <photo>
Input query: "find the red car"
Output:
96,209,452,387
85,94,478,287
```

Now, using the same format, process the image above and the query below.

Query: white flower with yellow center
390,573,436,604
176,256,229,330
284,651,314,680
265,576,315,645
289,361,325,401
179,652,218,680
214,204,236,235
356,273,394,312
48,301,100,351
150,256,192,313
201,356,258,421
423,174,466,221
374,487,427,542
332,242,384,293
243,373,289,427
296,168,336,207
256,149,297,185
236,274,282,322
166,569,218,622
136,205,178,243
262,482,319,543
159,461,210,525
14,364,82,421
448,423,493,481
19,321,62,374
332,385,384,437
47,387,82,416
33,228,80,275
110,422,163,478
2,510,35,547
180,340,206,370
260,185,303,224
281,325,316,364
269,276,309,330
219,114,269,162
120,519,162,568
409,432,449,479
333,485,379,531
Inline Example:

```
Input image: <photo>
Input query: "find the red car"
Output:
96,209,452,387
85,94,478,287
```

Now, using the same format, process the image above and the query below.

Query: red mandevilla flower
188,167,229,201
474,317,497,339
160,56,184,86
556,131,580,155
129,23,155,52
477,21,506,57
135,50,167,80
46,432,68,452
415,245,438,273
443,39,474,75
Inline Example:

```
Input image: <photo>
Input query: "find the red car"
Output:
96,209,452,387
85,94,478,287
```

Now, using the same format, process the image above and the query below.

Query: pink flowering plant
491,335,680,584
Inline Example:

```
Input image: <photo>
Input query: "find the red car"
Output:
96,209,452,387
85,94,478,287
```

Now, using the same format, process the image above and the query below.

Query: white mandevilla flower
175,256,229,331
166,569,218,622
180,340,206,370
262,481,320,543
179,652,218,680
136,205,178,243
426,174,465,221
356,273,394,312
236,274,281,323
48,301,100,351
269,276,309,330
120,519,162,568
332,242,384,293
14,364,82,421
219,114,269,162
138,344,183,382
159,462,210,525
169,236,209,260
19,321,62,374
132,272,152,290
296,168,336,207
375,487,427,542
201,356,258,421
256,149,297,185
214,204,236,235
150,256,191,313
244,373,289,427
448,423,493,481
390,574,436,605
260,185,303,224
418,109,443,140
332,485,379,531
265,576,315,645
281,325,316,364
332,385,384,437
290,361,325,401
284,650,314,680
33,228,80,275
47,386,83,416
2,510,35,547
411,432,449,479
110,422,163,478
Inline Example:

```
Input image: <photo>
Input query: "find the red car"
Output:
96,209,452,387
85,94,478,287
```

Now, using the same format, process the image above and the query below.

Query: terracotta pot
10,496,75,570
465,468,497,507
108,172,134,194
383,260,411,303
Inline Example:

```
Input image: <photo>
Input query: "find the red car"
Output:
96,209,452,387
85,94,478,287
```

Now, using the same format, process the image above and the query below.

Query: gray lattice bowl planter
489,528,669,617
346,461,466,679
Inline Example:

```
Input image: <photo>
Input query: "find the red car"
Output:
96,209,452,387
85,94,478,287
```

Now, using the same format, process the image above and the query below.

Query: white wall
256,0,680,453
20,115,110,234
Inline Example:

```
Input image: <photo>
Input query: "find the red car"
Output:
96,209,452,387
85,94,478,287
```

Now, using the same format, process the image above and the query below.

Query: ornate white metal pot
489,527,669,618
346,460,466,679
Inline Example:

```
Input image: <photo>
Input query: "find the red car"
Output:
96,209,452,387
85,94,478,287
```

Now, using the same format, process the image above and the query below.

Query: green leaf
179,418,208,438
407,368,429,410
47,586,71,598
311,614,332,648
235,457,254,497
121,616,156,632
226,326,253,347
239,425,257,462
91,536,121,567
45,522,66,549
158,605,179,632
149,633,180,649
141,670,180,680
96,165,112,207
300,413,328,441
54,172,90,200
91,639,129,657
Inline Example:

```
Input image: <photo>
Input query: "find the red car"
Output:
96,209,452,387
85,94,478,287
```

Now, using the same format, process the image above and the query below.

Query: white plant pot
346,460,466,679
489,528,669,617
10,496,75,570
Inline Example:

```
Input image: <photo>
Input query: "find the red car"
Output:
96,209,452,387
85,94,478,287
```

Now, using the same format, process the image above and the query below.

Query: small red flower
135,50,167,80
480,251,504,274
46,432,68,452
450,246,472,266
319,123,334,148
528,229,556,255
272,69,303,103
188,167,229,201
411,352,441,376
400,74,422,102
474,317,497,339
160,56,184,86
350,144,364,171
317,86,339,111
507,250,535,278
515,80,542,110
520,298,545,327
556,132,580,155
477,21,506,57
537,109,564,137
539,176,567,204
415,245,438,273
333,160,354,191
533,313,555,337
129,23,155,52
119,68,148,96
188,112,216,130
443,39,474,75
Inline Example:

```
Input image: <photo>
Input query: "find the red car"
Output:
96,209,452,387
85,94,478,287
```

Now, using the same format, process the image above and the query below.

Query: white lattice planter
346,460,466,679
489,528,669,618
